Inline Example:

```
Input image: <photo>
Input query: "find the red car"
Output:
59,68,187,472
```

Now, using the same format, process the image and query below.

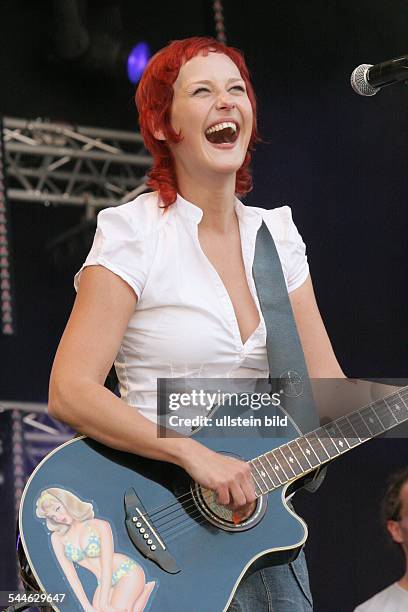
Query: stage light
49,1,151,83
127,42,151,84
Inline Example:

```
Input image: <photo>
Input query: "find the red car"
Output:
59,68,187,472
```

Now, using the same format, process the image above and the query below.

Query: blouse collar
174,193,261,228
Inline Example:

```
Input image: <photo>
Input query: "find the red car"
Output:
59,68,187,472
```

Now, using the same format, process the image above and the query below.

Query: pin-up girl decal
36,488,155,612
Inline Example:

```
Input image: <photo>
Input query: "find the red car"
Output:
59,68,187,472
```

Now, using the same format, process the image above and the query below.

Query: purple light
127,42,150,84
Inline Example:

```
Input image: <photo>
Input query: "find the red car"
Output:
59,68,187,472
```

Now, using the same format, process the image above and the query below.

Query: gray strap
252,221,319,434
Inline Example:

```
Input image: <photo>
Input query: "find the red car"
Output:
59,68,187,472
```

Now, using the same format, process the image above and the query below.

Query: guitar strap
105,217,325,488
253,220,325,491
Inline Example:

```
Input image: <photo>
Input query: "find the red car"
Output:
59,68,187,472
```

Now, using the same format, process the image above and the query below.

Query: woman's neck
398,565,408,591
177,174,237,234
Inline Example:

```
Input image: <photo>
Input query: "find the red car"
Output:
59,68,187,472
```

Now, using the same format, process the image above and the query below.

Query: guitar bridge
124,487,180,574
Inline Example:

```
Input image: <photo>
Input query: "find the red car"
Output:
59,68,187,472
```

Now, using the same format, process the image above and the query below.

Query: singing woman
49,36,347,611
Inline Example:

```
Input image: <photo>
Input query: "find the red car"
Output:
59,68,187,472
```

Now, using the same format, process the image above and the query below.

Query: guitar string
151,486,259,529
144,478,265,529
153,490,253,530
157,493,265,538
153,496,216,527
152,465,281,527
158,497,258,539
157,471,295,537
160,509,214,537
163,509,223,542
133,388,408,535
161,494,271,540
165,517,205,542
144,470,262,521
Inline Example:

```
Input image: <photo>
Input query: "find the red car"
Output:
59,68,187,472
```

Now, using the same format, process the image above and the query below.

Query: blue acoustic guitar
19,386,408,612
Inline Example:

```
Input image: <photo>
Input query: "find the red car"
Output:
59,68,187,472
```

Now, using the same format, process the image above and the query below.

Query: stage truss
3,116,152,209
0,401,73,587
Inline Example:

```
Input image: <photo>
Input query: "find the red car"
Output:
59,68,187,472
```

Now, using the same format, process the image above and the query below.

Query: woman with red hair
49,36,346,610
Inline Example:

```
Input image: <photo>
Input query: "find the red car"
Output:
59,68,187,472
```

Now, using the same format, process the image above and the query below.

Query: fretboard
249,385,408,496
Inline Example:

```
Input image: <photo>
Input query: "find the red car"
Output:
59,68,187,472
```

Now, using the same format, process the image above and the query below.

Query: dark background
0,1,407,610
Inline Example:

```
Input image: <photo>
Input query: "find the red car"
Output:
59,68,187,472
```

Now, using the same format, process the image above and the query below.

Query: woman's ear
387,519,403,544
153,128,166,141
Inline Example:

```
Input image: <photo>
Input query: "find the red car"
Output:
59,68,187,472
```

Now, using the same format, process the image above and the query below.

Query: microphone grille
350,64,379,96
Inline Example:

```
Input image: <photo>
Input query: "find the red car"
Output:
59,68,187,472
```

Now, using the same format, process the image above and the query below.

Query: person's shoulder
248,203,297,242
354,583,403,611
97,191,165,240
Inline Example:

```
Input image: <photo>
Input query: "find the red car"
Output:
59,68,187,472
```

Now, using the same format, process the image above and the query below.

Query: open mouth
205,121,239,145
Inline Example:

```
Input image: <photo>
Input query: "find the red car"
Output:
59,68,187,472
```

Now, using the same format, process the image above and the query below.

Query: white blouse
74,192,309,423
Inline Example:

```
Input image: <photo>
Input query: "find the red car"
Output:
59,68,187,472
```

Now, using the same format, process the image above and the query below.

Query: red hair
135,37,259,207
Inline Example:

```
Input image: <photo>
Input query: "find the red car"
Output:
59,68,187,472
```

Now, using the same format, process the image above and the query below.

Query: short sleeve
284,206,309,292
73,206,147,298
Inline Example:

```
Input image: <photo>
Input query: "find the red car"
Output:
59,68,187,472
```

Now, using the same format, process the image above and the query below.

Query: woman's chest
198,232,260,346
124,226,266,368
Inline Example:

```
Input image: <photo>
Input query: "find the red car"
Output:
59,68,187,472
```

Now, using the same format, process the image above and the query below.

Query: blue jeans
228,549,313,612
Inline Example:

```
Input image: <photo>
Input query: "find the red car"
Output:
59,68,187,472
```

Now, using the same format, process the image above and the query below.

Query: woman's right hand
181,439,257,514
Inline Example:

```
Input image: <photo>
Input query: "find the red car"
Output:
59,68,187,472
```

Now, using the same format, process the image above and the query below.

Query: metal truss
3,117,152,209
0,402,73,589
1,401,73,474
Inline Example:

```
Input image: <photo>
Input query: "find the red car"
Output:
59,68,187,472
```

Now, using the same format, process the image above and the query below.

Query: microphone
350,55,408,96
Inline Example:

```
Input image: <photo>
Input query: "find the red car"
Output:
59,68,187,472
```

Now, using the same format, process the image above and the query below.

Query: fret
249,463,265,496
250,459,269,494
274,448,295,478
280,444,303,476
385,392,408,423
252,457,275,491
252,475,264,497
322,421,350,453
359,406,385,436
347,412,371,441
289,440,311,471
264,452,285,485
269,450,289,481
296,437,320,467
258,456,280,488
399,390,408,410
336,416,360,447
373,397,398,430
306,430,335,462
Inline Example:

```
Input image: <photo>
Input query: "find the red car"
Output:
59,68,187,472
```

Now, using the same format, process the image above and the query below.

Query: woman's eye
230,85,245,92
193,87,210,95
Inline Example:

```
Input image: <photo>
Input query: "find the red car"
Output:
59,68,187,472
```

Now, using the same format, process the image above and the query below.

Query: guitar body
19,408,308,612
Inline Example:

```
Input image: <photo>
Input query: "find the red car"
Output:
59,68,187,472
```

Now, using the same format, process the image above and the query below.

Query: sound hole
193,485,262,532
199,487,236,523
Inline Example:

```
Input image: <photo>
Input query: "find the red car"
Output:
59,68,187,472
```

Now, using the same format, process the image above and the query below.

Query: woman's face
44,499,73,525
165,52,253,182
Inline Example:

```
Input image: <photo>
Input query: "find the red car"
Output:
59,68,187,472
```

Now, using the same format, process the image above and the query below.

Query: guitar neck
249,385,408,496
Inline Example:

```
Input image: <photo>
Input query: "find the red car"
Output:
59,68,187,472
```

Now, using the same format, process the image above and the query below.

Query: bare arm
49,266,255,509
49,265,191,463
51,533,95,612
